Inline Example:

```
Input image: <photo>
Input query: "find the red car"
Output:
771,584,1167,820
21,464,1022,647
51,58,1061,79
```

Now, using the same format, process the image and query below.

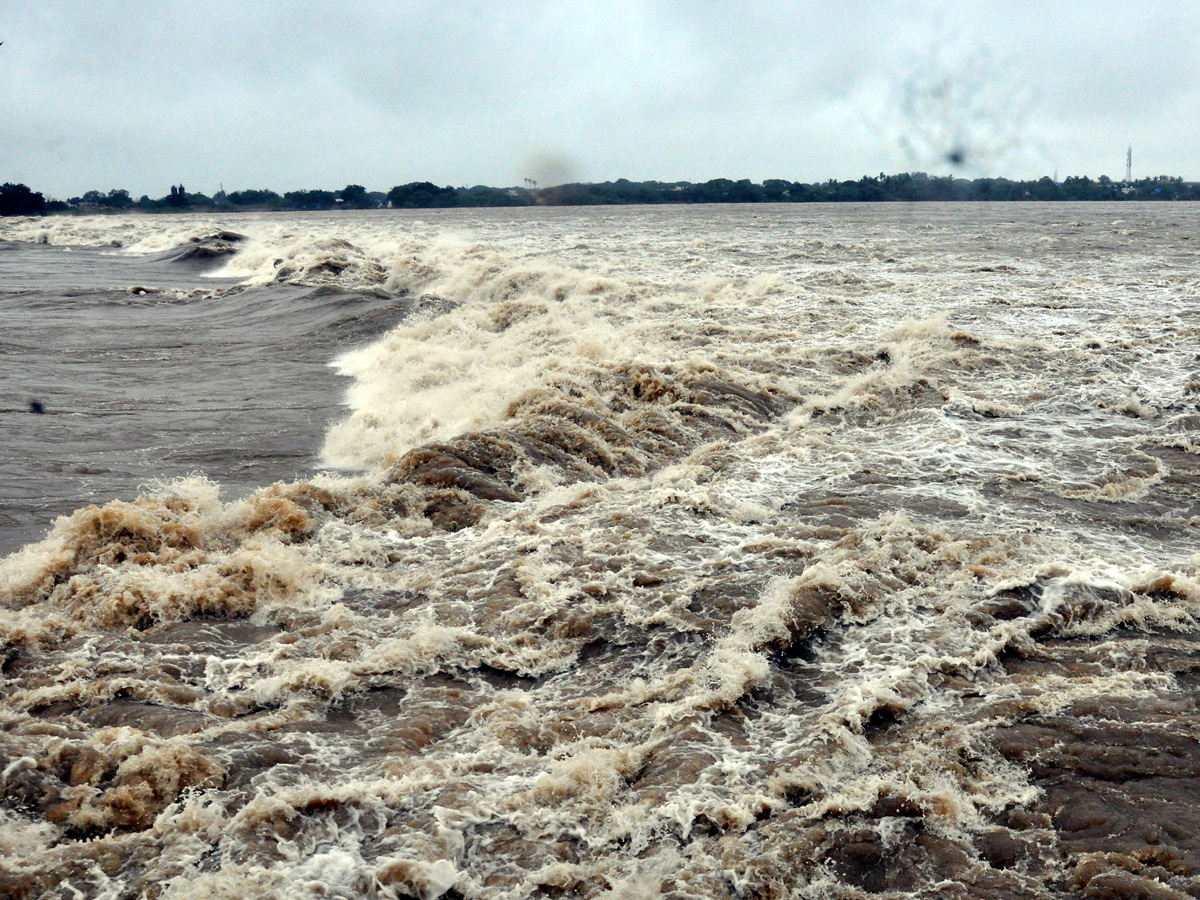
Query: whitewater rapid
2,203,1200,899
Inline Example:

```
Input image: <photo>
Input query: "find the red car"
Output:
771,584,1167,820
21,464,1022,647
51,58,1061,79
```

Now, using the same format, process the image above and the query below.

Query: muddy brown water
2,205,1200,899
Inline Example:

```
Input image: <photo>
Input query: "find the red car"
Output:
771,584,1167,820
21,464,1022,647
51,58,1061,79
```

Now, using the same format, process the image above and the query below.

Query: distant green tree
284,189,338,210
227,188,282,207
762,179,793,201
456,185,532,207
701,178,735,201
967,177,1019,201
385,182,458,208
0,182,45,215
102,189,132,208
1127,175,1188,200
538,183,602,205
1060,176,1098,201
1030,176,1061,201
339,184,371,208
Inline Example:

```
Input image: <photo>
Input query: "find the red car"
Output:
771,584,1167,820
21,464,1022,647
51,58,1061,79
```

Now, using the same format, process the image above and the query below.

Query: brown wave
5,307,1200,896
388,363,793,531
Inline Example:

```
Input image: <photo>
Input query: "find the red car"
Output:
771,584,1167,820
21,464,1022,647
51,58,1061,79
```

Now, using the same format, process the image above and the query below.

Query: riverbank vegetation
3,172,1199,215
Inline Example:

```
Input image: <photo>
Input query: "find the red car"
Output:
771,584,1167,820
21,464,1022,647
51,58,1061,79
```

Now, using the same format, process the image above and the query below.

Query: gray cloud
2,0,1197,198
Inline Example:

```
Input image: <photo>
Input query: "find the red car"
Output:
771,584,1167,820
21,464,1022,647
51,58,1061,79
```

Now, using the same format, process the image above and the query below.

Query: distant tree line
531,173,1200,204
0,182,47,215
3,173,1200,216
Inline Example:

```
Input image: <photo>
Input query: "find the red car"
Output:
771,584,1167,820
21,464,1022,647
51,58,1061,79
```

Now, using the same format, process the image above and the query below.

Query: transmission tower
1126,146,1132,183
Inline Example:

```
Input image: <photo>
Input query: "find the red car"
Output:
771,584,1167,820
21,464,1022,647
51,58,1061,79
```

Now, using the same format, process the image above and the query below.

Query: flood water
2,204,1200,899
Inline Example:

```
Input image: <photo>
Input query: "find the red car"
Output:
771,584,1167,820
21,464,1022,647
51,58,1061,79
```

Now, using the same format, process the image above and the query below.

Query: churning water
2,204,1199,899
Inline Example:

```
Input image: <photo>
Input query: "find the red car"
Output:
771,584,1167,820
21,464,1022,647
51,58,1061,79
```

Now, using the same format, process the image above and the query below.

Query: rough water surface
2,204,1200,899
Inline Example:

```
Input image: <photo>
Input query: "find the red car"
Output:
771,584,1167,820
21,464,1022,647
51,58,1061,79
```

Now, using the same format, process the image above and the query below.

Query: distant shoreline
5,173,1200,216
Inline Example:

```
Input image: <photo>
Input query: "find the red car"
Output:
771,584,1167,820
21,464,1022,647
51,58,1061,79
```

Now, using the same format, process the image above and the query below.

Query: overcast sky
3,1,1198,198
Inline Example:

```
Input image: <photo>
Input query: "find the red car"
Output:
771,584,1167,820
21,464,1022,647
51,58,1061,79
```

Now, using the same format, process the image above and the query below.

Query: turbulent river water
1,204,1199,899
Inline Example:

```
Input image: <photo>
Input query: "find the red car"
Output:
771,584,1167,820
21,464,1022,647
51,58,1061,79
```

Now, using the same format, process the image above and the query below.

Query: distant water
2,204,1200,899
